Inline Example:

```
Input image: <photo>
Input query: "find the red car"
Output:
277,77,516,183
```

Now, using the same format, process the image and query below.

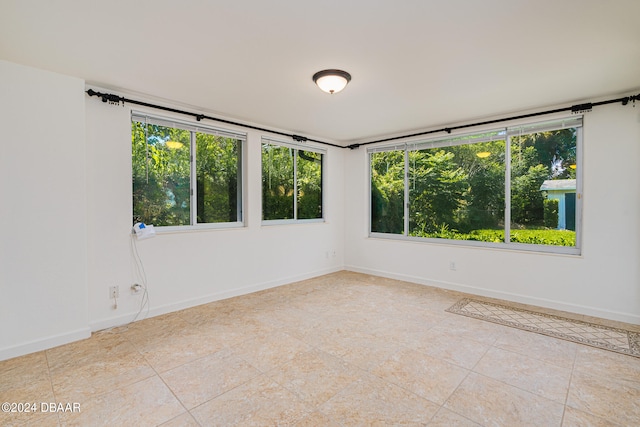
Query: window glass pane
132,122,191,226
370,151,404,234
297,150,323,219
262,144,294,220
408,138,507,241
196,133,240,223
510,128,577,246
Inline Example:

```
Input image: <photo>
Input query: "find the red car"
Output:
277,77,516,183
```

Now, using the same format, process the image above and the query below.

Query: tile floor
2,271,639,426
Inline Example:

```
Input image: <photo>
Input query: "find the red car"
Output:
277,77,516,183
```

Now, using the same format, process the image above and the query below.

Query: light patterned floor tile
319,373,439,426
45,331,131,372
231,331,312,372
573,345,640,384
58,376,184,426
294,411,342,427
0,402,59,427
473,346,572,403
130,325,228,372
158,411,201,427
494,326,579,369
410,326,491,369
48,338,155,404
372,348,469,405
444,372,565,426
562,406,622,427
160,348,261,409
0,352,56,427
267,349,360,407
428,407,482,426
191,374,312,426
311,332,400,371
437,315,503,346
567,371,640,426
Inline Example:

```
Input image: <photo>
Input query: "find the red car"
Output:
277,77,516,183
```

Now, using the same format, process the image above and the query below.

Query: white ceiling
1,0,639,145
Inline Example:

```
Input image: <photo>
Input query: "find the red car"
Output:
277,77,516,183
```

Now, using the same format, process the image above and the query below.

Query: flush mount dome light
312,69,351,94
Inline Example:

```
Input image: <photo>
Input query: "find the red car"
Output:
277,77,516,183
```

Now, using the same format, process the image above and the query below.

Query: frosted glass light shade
313,69,351,94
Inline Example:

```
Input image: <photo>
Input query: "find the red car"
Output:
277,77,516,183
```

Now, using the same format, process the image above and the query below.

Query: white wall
0,60,90,360
344,102,640,324
85,90,345,331
0,60,344,361
2,57,637,362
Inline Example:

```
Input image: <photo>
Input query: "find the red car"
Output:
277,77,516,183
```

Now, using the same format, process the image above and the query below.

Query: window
370,117,582,253
132,113,244,228
262,139,324,222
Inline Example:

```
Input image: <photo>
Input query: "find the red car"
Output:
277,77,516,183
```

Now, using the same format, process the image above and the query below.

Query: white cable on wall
130,234,150,323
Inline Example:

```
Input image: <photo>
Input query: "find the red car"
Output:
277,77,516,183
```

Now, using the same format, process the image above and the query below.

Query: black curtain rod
346,93,640,150
87,88,639,151
85,89,344,149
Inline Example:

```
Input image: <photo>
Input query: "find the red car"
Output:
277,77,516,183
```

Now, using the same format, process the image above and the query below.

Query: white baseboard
0,328,91,362
90,266,343,332
345,265,640,326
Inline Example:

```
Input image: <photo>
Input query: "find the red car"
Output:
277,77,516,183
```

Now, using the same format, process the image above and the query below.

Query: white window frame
368,117,583,255
261,137,326,225
131,111,246,231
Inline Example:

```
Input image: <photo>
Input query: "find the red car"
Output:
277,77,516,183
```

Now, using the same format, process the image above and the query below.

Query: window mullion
237,141,243,222
404,148,410,236
504,130,511,243
575,126,583,249
293,149,298,220
190,131,197,225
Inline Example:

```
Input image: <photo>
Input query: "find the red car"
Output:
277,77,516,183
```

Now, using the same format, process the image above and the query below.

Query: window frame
261,137,326,225
131,111,246,231
368,116,583,255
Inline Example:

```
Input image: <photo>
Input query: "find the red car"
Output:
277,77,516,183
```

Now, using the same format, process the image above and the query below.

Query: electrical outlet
109,286,119,299
449,261,456,271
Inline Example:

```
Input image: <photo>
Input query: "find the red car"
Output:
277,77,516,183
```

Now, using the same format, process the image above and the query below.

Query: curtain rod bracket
86,89,122,106
571,103,593,114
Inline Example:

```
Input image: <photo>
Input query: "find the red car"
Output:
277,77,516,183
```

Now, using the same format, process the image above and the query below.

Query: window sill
368,232,582,256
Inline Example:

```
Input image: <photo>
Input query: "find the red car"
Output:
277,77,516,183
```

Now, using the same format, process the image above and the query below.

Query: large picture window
262,139,324,222
370,117,582,253
132,113,244,228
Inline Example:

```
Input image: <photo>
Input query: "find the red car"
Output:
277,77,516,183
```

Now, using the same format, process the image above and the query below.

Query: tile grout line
560,342,579,427
43,350,62,426
436,338,495,426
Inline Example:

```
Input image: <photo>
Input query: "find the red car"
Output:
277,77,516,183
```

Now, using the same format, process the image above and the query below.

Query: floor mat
447,298,640,358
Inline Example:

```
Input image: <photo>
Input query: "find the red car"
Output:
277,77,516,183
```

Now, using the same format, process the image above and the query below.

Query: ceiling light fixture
312,69,351,94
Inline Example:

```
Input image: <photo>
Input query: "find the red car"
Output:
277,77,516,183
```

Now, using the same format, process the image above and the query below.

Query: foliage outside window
262,140,324,221
132,114,243,228
370,118,581,253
